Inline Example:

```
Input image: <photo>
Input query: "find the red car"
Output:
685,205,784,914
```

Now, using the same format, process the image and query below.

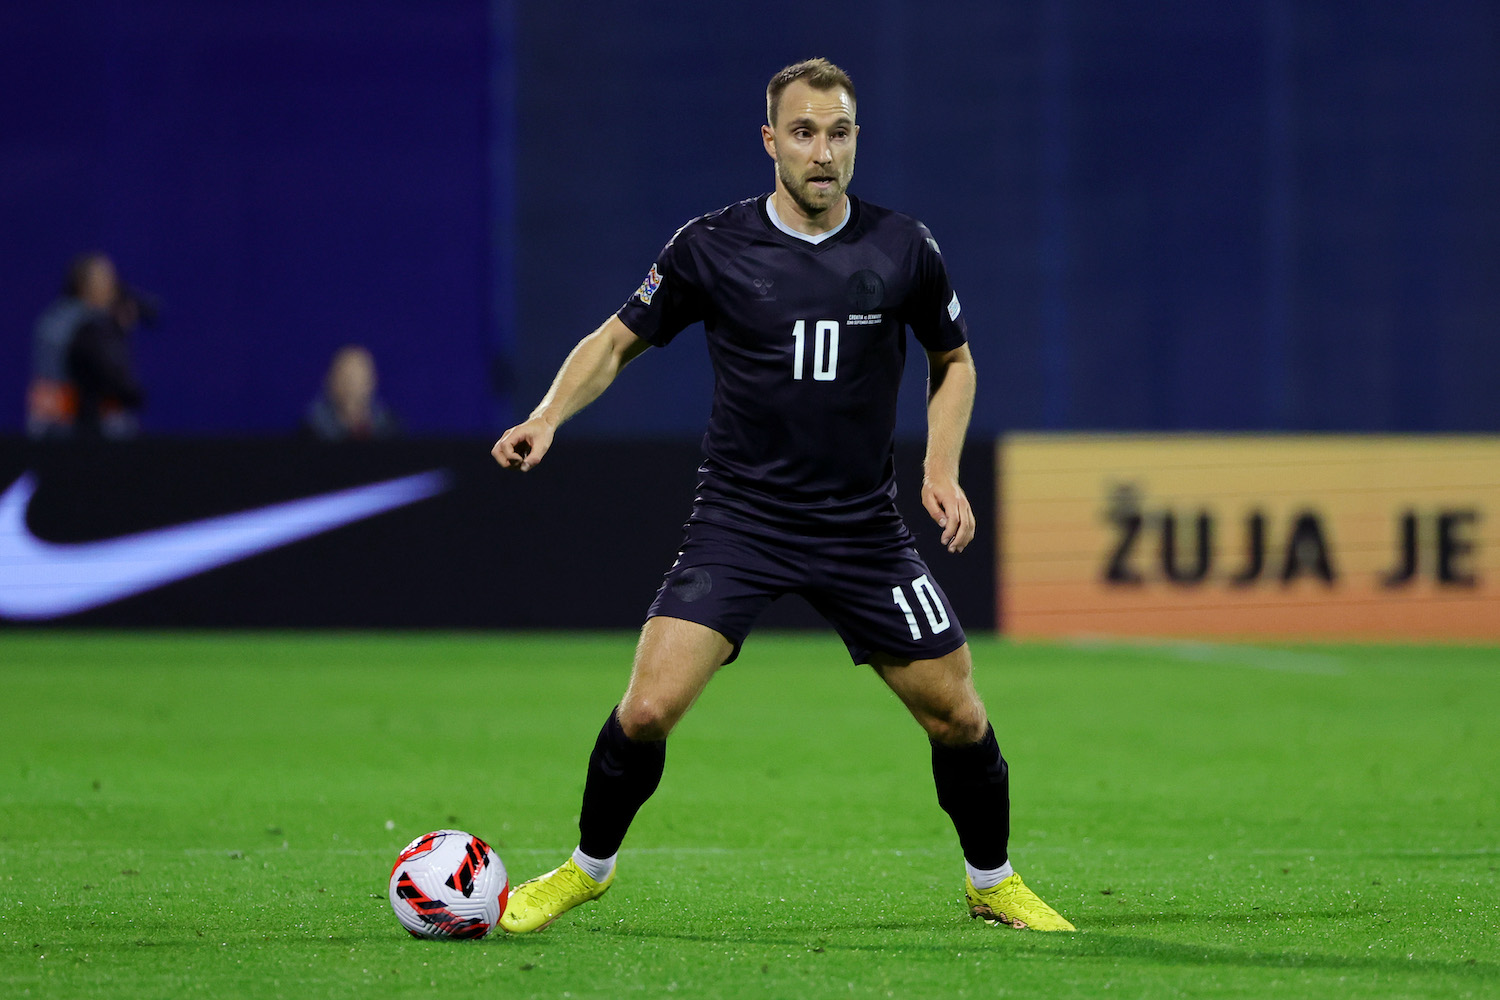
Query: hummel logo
0,470,449,620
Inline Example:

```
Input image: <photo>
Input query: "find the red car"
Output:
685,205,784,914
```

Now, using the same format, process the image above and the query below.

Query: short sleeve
904,224,969,351
615,225,707,347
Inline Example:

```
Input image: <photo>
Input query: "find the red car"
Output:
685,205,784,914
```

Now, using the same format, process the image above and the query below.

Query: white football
388,829,508,939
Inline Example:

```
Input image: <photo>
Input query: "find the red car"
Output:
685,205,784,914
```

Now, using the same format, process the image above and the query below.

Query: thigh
648,519,802,663
805,536,968,666
871,642,989,746
618,615,735,740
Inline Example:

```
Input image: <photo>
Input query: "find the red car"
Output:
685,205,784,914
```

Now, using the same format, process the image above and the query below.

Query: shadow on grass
1080,907,1353,928
590,920,1497,981
1064,935,1495,980
73,933,381,951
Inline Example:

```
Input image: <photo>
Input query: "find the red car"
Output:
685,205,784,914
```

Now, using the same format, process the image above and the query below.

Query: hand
921,475,975,554
491,418,556,472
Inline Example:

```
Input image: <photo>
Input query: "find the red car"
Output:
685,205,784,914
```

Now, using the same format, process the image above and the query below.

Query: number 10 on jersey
893,575,951,640
791,320,839,381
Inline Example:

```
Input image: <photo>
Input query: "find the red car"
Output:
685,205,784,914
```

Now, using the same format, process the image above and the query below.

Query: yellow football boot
499,858,614,934
965,873,1076,931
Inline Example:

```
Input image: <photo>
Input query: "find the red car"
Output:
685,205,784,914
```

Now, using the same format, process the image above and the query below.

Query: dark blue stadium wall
3,1,1497,436
0,1,500,434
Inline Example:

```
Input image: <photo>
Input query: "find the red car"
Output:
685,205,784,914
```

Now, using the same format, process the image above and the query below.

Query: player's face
762,81,858,225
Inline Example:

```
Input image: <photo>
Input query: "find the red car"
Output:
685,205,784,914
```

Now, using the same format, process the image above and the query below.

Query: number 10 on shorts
892,575,950,639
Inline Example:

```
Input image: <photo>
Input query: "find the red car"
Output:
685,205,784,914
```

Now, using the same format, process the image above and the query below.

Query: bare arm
491,315,650,471
921,343,977,553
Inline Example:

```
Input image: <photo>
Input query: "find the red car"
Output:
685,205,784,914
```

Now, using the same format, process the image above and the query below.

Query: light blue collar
765,195,850,244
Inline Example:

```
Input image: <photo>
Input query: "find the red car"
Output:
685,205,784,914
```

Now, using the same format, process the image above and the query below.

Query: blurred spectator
303,344,402,441
28,253,150,439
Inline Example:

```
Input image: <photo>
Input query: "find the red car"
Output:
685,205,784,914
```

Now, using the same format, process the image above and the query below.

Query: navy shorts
647,515,967,665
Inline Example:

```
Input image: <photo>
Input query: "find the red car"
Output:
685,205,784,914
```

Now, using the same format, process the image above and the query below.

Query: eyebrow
788,116,854,129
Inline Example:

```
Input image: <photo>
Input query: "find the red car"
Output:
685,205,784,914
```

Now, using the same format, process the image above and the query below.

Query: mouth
807,175,837,191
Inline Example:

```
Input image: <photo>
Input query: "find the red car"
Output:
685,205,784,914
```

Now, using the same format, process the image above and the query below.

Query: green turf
0,632,1496,998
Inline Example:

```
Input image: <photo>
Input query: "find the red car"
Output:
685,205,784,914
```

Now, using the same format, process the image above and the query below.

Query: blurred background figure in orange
303,344,402,441
28,252,151,440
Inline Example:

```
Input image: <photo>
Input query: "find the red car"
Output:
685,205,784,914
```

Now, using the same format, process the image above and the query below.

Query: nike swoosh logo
0,470,450,620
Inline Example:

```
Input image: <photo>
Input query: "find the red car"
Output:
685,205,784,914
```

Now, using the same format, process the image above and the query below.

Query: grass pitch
1,631,1496,999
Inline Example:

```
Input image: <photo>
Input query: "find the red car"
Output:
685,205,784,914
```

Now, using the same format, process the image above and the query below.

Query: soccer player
491,58,1074,933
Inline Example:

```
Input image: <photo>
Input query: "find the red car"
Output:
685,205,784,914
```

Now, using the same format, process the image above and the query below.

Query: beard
776,157,853,219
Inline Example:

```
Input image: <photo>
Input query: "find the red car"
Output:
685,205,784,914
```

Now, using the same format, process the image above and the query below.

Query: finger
921,488,949,537
517,436,545,471
940,501,957,549
922,489,946,525
949,496,976,553
491,434,522,468
492,431,534,469
923,483,961,549
929,487,963,552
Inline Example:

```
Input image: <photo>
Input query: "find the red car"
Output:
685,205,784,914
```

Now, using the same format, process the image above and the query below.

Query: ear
761,123,777,161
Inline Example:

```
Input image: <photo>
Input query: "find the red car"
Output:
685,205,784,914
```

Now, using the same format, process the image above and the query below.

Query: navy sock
930,724,1010,870
577,707,666,860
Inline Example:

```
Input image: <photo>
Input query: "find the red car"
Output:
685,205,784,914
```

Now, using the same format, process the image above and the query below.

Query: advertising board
1000,436,1498,639
0,438,993,630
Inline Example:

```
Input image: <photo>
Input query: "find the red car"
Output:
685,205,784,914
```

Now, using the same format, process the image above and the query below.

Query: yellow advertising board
999,435,1500,640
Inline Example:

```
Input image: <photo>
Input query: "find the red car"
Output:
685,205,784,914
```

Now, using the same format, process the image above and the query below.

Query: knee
923,699,989,748
617,696,679,742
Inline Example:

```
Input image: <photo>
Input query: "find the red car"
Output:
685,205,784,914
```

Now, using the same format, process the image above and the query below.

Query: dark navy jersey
617,194,968,530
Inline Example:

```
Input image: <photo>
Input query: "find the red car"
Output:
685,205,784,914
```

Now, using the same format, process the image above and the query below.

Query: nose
812,134,833,164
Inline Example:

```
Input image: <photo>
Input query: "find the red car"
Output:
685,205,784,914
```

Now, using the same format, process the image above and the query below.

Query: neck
770,187,848,236
334,398,371,425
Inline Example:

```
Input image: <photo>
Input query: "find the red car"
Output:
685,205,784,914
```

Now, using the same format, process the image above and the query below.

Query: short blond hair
766,58,856,126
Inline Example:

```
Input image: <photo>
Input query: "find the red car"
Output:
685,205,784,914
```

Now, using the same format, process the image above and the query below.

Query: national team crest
635,264,664,305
